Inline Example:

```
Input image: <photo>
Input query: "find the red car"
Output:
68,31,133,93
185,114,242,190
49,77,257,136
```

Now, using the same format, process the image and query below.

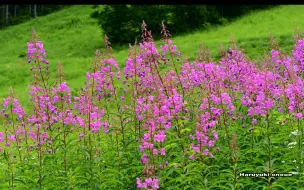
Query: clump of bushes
91,5,275,45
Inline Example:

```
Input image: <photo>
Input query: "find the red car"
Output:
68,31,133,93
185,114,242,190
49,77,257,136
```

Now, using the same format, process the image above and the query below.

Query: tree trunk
34,5,37,18
29,5,31,14
14,5,17,17
41,5,44,15
5,5,8,25
2,6,5,27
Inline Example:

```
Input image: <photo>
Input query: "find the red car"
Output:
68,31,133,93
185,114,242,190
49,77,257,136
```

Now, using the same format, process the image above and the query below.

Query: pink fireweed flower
36,41,46,57
8,135,15,142
28,128,36,140
153,149,158,155
103,121,109,133
192,144,200,153
292,38,304,73
27,40,48,64
124,58,135,80
212,130,218,140
203,149,209,155
90,120,101,134
78,133,84,141
58,82,70,93
189,155,195,160
136,177,159,190
141,154,148,164
140,141,154,151
190,100,220,158
160,148,166,156
164,122,171,130
3,97,11,108
285,79,304,115
154,130,166,142
2,97,26,120
0,132,4,143
27,42,36,62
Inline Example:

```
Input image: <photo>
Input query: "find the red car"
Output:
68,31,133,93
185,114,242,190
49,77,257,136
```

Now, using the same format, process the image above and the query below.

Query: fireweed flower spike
134,22,190,190
1,93,27,154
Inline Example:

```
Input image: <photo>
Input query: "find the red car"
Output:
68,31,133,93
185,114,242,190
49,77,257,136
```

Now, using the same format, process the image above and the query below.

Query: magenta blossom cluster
129,33,185,189
292,39,304,76
27,40,49,65
136,88,184,176
136,177,159,190
86,58,121,100
241,71,279,117
74,94,106,137
124,41,163,92
1,96,27,151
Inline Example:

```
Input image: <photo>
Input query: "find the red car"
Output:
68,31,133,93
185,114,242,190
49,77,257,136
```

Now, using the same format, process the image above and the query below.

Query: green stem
11,153,14,190
200,155,206,190
233,163,237,190
39,145,42,189
297,118,302,186
266,114,271,190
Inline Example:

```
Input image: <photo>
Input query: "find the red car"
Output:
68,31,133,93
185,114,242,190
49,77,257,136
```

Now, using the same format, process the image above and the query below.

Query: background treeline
91,5,276,45
0,5,70,29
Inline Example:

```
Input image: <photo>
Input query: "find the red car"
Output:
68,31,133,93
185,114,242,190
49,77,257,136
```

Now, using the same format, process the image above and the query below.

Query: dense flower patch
0,22,303,189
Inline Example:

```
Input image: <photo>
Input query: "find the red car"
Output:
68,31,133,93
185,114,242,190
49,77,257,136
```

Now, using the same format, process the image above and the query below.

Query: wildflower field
0,18,303,190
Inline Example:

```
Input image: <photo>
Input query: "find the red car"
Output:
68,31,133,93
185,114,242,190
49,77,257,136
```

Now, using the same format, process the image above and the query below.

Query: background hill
1,5,304,108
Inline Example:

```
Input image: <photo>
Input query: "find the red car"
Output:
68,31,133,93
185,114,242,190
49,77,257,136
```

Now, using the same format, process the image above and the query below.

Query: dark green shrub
91,5,276,45
91,5,222,45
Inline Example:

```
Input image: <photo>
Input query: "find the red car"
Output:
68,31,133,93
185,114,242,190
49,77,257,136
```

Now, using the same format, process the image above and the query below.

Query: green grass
1,5,304,107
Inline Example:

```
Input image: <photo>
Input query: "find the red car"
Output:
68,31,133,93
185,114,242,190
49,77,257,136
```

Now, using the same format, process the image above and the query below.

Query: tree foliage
91,5,276,45
0,5,69,29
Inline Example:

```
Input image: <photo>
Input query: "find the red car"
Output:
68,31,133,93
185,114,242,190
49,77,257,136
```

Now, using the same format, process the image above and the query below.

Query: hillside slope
1,5,304,107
